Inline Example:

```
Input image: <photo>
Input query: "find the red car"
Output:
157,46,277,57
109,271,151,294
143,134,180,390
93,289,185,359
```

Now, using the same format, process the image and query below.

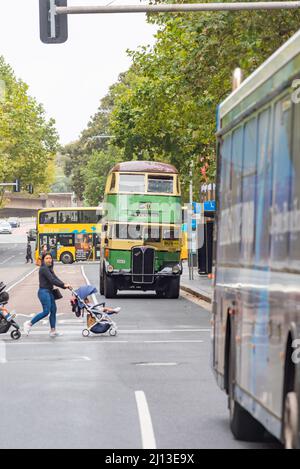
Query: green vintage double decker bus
100,161,182,298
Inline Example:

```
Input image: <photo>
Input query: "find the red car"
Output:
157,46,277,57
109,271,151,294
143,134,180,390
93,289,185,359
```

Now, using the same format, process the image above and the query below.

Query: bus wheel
284,392,299,449
104,271,117,299
60,252,74,265
100,268,104,296
165,277,180,299
228,330,265,442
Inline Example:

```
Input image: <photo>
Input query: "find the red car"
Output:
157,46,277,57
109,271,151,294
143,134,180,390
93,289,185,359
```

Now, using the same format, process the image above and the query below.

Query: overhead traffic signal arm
40,1,300,44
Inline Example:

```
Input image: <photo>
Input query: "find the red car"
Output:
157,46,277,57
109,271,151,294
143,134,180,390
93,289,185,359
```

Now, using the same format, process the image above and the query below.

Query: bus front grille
132,247,155,284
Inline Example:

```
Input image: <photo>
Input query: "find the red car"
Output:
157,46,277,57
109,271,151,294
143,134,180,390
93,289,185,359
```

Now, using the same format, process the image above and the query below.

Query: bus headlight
107,265,114,273
172,265,180,274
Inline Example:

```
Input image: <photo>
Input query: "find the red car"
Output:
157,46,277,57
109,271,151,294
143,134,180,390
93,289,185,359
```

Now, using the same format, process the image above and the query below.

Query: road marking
135,362,178,366
119,329,210,334
3,339,202,346
16,314,35,319
0,255,15,265
6,267,38,292
0,341,7,363
144,340,204,344
135,391,156,449
81,266,98,304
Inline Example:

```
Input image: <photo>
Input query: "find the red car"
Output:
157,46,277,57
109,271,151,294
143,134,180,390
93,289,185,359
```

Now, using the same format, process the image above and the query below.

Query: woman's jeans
31,289,57,329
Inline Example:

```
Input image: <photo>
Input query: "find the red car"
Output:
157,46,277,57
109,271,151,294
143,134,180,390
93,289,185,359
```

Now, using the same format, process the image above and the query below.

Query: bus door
39,234,58,259
94,234,101,260
48,234,58,259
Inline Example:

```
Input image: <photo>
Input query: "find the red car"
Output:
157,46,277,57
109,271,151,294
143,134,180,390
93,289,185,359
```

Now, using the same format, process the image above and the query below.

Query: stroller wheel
11,330,21,341
82,329,90,338
109,328,117,337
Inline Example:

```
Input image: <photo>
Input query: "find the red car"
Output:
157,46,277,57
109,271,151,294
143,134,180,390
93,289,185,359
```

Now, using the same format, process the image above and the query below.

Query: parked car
0,221,12,234
27,228,37,242
7,218,20,228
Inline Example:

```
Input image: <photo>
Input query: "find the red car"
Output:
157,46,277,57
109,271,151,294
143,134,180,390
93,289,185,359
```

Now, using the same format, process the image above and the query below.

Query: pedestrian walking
26,242,33,264
23,252,72,338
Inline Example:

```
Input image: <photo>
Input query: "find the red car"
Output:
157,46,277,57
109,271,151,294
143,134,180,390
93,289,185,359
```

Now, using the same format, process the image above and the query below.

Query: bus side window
270,97,293,268
289,101,300,269
241,118,257,266
230,126,243,264
217,134,232,264
255,107,272,266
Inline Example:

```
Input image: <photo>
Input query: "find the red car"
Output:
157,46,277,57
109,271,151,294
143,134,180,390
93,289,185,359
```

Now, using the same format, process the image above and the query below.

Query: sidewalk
180,262,213,303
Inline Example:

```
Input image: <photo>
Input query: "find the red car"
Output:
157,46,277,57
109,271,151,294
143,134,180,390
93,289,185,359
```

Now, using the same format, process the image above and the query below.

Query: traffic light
13,179,21,193
39,0,68,44
28,184,34,195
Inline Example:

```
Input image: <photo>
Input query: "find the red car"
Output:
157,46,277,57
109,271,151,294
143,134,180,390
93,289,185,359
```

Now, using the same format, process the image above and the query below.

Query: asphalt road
0,234,281,449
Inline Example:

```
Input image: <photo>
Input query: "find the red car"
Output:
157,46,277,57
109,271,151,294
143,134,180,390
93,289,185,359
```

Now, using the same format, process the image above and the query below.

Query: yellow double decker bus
35,208,103,264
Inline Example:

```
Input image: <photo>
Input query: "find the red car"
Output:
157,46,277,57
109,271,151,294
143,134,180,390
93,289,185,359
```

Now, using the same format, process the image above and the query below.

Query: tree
0,56,59,206
83,146,124,206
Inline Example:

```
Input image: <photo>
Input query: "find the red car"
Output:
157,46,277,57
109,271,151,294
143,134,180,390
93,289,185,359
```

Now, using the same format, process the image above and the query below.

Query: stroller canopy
75,285,98,308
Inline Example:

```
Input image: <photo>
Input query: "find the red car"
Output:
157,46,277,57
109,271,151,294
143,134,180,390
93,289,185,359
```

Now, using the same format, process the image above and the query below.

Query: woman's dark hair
41,252,54,265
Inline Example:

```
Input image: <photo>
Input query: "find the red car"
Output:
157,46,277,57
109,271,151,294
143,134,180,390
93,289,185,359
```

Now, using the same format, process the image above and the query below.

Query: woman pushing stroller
23,252,72,337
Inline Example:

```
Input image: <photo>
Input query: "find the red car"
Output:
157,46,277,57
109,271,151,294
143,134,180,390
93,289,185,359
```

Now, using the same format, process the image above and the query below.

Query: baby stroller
71,285,118,338
0,282,21,341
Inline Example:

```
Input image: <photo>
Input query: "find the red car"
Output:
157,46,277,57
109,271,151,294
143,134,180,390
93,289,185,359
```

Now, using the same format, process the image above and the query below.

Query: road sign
39,0,68,44
204,201,216,212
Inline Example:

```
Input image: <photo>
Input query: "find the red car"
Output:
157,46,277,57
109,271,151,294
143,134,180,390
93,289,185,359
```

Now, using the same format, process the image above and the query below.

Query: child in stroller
71,285,120,337
0,282,21,340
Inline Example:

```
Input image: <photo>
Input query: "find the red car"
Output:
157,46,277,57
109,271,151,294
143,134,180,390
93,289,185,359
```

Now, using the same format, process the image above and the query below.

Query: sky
0,0,158,144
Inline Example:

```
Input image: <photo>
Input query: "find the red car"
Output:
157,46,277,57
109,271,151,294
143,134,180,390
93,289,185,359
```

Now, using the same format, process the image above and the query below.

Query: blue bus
213,29,300,448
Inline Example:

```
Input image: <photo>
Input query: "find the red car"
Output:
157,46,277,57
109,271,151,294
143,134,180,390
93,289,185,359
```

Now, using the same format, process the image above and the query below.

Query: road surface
0,231,280,449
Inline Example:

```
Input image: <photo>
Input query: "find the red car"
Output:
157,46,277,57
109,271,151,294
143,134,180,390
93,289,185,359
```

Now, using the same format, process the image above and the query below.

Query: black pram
0,282,21,340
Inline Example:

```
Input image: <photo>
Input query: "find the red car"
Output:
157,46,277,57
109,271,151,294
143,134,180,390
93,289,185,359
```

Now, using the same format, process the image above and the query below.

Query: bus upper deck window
110,173,116,192
58,211,79,223
119,174,145,193
40,212,57,224
148,176,174,194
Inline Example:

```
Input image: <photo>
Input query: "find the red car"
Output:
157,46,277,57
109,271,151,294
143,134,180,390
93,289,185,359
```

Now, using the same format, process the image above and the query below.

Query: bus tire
228,321,265,442
60,252,74,265
165,277,180,299
99,267,104,296
104,271,117,299
283,392,299,449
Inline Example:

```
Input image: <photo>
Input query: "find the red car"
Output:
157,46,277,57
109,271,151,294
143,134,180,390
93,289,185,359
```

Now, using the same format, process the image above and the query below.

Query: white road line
3,339,202,346
6,267,38,292
144,340,204,344
0,341,7,364
81,266,98,304
135,362,178,366
0,255,15,265
119,329,210,334
135,391,157,449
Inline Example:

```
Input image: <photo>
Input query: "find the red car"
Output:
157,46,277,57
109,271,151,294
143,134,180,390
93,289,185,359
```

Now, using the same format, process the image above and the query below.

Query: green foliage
83,146,124,206
0,56,59,206
64,5,300,202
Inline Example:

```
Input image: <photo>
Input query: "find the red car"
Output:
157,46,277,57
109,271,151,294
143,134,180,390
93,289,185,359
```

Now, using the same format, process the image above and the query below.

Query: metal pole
55,1,300,15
